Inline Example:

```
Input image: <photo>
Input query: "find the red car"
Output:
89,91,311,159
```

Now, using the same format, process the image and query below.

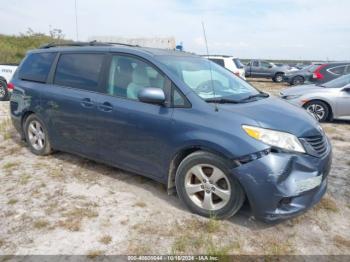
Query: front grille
303,135,328,157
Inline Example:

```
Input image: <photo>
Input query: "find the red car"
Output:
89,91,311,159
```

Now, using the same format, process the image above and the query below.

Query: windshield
307,65,319,72
158,56,260,101
233,58,245,69
321,74,350,88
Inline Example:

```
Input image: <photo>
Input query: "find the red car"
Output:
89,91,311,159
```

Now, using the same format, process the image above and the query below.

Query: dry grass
7,199,18,205
332,136,346,142
33,219,50,229
2,162,18,170
314,197,339,213
99,235,112,245
127,241,152,255
58,207,99,232
19,174,31,185
0,118,12,140
333,235,350,249
264,239,294,255
133,201,147,208
0,239,5,248
86,250,104,258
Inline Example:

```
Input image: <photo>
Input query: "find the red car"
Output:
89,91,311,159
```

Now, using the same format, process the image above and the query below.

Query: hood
280,84,323,96
219,96,321,137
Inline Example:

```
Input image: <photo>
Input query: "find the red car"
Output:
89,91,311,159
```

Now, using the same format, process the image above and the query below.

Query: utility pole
75,0,79,41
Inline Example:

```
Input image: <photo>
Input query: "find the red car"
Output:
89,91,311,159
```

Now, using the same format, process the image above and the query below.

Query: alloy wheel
0,83,6,98
27,120,46,151
306,104,325,121
184,164,231,211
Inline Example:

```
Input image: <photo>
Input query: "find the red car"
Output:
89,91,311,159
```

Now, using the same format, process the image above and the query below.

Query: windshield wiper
239,92,269,102
205,98,240,104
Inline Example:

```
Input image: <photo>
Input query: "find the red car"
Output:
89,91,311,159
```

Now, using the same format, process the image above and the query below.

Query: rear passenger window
54,53,104,92
19,52,56,83
107,55,166,100
209,59,225,67
328,66,346,75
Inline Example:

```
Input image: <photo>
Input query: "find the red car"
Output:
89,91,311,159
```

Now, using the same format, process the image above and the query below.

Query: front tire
0,80,8,101
24,114,52,155
273,73,284,83
304,101,330,122
175,151,245,219
291,76,304,86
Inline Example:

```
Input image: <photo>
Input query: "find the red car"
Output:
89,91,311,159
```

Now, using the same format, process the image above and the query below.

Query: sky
0,0,349,60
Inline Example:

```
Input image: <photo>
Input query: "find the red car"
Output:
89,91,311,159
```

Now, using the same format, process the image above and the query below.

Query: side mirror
138,87,166,105
341,86,350,92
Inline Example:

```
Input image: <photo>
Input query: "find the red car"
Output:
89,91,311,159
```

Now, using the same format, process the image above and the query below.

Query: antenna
75,0,79,41
201,22,218,112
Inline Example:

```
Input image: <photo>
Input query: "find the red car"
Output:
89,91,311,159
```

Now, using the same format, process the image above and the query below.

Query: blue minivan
10,42,332,222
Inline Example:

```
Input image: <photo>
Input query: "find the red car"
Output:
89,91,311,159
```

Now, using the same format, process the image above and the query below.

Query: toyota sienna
9,42,332,222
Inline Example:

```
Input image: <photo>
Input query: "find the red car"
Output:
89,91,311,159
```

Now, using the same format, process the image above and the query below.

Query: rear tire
0,80,8,101
175,151,245,219
291,76,304,86
303,100,330,122
24,114,52,155
273,73,284,83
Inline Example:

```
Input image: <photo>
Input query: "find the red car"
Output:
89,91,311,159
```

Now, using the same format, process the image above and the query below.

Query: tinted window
260,61,271,68
252,61,259,67
209,58,225,67
54,53,104,91
346,65,350,74
107,55,166,100
322,74,350,88
19,52,56,83
233,58,244,69
328,66,346,75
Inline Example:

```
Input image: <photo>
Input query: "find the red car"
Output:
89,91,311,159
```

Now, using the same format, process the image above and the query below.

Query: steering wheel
194,80,223,93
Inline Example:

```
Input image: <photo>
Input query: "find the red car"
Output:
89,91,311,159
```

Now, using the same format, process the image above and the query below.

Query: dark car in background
9,42,332,222
310,62,350,84
283,64,320,85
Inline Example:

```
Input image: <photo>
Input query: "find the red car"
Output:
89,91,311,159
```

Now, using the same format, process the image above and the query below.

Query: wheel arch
302,99,333,120
0,76,7,83
166,145,233,194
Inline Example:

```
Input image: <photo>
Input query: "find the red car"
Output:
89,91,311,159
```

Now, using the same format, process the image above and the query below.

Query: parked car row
284,62,350,86
280,73,350,122
203,55,246,79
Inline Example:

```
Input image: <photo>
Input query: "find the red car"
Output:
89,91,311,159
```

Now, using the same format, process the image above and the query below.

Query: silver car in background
280,74,350,122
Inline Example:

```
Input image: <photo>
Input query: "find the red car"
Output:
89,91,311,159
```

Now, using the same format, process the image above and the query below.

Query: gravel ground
0,80,349,255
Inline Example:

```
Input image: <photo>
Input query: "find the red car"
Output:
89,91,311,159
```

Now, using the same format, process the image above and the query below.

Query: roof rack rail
39,40,140,49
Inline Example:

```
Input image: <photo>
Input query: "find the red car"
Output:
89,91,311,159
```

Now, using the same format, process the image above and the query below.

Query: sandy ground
0,79,350,255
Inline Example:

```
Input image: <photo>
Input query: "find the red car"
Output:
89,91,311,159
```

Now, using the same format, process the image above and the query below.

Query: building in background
88,36,176,49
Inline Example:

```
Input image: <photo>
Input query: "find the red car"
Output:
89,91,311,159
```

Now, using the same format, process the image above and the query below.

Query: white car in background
204,55,246,80
0,64,17,101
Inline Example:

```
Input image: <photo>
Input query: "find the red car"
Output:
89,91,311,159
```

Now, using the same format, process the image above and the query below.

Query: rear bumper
232,145,332,222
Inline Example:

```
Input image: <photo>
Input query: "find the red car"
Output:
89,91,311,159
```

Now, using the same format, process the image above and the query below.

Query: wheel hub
184,164,231,211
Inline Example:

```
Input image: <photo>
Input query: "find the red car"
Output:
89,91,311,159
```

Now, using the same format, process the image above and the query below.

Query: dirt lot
0,79,349,255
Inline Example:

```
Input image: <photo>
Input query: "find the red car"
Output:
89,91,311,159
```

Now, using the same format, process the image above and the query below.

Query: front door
93,54,174,178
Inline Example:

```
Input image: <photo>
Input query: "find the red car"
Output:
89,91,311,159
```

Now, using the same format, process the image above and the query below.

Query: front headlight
242,125,305,153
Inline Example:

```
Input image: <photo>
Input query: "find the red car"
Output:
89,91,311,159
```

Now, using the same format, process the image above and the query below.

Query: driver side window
261,61,271,68
107,55,166,100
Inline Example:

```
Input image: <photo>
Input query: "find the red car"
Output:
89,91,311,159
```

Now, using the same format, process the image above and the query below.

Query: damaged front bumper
232,144,332,222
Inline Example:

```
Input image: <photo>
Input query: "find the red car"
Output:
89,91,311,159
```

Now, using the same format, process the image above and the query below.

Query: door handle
81,98,94,108
98,102,113,112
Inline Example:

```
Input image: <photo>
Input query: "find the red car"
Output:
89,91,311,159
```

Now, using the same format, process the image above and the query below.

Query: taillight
313,64,327,79
7,82,14,90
